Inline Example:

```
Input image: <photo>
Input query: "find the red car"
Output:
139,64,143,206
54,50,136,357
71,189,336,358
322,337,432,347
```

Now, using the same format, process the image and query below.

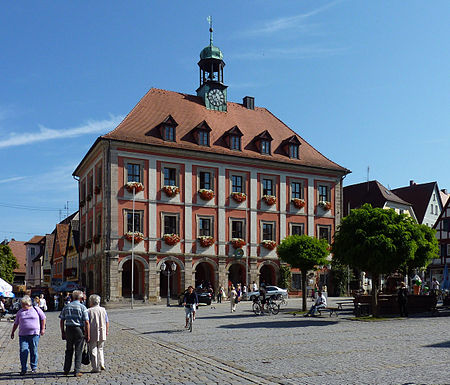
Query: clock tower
196,18,227,112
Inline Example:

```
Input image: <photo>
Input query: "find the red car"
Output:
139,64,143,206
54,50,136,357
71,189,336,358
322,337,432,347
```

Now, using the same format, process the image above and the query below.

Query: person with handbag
38,294,47,312
87,294,109,373
10,295,46,375
59,290,90,377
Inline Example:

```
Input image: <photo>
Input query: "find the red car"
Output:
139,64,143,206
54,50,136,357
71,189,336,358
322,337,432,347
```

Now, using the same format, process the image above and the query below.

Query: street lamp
160,261,177,307
131,185,136,310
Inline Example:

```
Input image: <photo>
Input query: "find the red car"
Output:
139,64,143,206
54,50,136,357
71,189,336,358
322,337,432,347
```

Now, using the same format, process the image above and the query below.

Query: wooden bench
336,300,354,310
317,307,339,317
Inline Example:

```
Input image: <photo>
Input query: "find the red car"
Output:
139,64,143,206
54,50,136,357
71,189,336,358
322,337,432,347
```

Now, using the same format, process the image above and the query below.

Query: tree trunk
371,273,379,317
302,273,308,311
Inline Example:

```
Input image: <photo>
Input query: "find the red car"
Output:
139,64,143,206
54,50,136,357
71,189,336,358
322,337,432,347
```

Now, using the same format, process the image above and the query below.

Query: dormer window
261,140,271,155
231,135,241,150
198,130,209,146
164,125,175,141
289,144,299,159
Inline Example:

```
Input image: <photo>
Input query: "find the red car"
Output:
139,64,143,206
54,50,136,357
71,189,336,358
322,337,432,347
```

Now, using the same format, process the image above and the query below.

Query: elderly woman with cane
10,295,46,375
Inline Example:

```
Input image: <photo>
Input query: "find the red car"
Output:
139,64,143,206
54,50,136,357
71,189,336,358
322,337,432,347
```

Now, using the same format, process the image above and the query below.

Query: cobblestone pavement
0,298,449,384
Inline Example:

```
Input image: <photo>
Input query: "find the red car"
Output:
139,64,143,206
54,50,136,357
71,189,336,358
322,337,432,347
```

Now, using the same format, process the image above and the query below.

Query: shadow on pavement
196,313,256,320
218,319,338,329
0,371,73,380
141,329,185,335
424,340,450,348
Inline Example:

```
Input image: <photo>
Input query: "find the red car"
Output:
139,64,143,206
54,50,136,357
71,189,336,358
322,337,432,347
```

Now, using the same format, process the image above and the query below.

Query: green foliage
278,264,291,289
277,235,329,310
330,261,353,296
0,244,19,284
332,204,437,276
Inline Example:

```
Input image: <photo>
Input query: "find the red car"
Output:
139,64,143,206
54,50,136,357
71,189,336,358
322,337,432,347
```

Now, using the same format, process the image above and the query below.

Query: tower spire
207,16,213,46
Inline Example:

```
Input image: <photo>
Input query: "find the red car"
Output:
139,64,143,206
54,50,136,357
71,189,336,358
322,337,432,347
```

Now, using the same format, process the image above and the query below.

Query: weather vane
207,16,213,45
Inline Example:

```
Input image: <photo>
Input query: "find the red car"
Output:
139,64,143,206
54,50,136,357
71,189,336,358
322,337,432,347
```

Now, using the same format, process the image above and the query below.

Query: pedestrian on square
64,292,72,305
243,285,247,299
10,295,46,375
252,281,258,293
431,278,440,294
217,285,224,303
87,294,109,373
397,282,408,317
33,296,40,308
59,290,90,377
54,293,60,311
230,286,237,313
39,294,47,312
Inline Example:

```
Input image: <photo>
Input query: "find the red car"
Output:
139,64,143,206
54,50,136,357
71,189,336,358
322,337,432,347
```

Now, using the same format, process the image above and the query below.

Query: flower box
79,243,85,252
231,238,245,249
319,201,332,211
86,194,92,202
126,181,144,194
198,236,214,247
163,233,180,246
291,198,305,209
86,239,92,249
94,186,101,195
80,200,85,208
231,192,247,203
125,231,144,244
162,185,179,197
93,234,101,244
261,240,277,250
198,189,214,201
262,195,277,206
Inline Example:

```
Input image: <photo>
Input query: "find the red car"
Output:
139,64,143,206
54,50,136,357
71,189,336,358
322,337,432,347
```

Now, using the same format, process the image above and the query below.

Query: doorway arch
194,261,215,290
228,262,246,288
157,257,184,299
259,263,277,286
121,259,145,298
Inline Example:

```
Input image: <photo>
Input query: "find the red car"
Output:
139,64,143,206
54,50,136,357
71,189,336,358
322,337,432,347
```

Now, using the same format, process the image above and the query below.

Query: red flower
126,182,144,194
198,236,214,247
198,189,215,201
162,185,179,197
292,198,305,209
262,195,277,206
231,192,247,203
231,238,246,249
163,233,180,246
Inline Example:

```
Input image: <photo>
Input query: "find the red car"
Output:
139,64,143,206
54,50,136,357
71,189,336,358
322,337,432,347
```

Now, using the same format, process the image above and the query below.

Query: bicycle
186,304,195,332
252,296,279,316
273,294,287,308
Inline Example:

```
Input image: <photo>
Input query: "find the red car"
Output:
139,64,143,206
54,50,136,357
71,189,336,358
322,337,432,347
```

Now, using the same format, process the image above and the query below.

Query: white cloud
0,176,27,184
0,114,123,149
246,1,341,35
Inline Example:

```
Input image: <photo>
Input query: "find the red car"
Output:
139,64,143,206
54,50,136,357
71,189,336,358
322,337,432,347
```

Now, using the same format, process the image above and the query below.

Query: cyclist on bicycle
182,286,198,328
259,284,267,310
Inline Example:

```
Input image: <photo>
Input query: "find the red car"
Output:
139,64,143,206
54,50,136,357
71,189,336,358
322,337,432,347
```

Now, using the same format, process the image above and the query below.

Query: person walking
217,285,223,303
54,293,60,311
38,294,47,312
87,294,109,373
230,286,238,313
59,290,90,377
397,282,409,317
10,295,46,375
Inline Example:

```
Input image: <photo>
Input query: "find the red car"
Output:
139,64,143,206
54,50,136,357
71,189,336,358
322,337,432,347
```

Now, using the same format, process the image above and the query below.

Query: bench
336,300,354,310
317,307,339,317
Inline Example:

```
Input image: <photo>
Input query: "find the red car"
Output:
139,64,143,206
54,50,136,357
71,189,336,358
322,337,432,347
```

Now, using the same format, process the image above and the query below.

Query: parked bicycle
273,294,287,308
252,296,279,315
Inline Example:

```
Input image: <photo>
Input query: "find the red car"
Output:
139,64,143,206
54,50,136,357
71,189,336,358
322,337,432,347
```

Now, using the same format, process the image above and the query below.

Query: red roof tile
8,240,26,274
25,235,45,245
53,224,70,261
101,88,349,174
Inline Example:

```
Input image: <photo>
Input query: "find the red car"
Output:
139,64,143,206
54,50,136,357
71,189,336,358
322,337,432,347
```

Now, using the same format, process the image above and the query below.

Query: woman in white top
230,286,238,313
38,294,47,312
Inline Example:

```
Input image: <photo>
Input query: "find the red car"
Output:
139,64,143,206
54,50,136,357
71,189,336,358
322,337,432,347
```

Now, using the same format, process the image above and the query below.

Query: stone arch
156,257,185,299
227,260,248,287
258,260,279,286
118,255,149,300
193,257,218,291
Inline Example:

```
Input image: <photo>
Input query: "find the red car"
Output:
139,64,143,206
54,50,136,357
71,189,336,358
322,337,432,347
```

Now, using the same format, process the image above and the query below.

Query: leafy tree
278,264,292,289
277,235,329,311
330,261,353,296
0,244,19,284
332,204,438,316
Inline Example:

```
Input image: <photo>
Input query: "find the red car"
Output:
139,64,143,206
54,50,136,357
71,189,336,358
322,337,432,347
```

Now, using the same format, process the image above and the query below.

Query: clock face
207,89,225,107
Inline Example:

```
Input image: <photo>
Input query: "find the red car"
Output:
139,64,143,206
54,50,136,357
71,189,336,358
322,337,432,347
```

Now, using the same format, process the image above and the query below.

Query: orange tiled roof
53,224,70,260
102,88,349,173
8,240,26,274
25,235,45,244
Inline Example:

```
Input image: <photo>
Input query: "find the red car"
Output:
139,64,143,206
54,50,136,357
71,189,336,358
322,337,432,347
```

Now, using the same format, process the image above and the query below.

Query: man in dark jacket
397,282,408,317
182,286,199,328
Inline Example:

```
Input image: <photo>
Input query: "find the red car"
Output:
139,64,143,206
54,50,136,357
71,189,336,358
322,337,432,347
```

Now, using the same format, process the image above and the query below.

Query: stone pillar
148,255,158,301
218,257,227,290
109,253,120,301
250,257,258,285
307,176,315,237
184,256,193,289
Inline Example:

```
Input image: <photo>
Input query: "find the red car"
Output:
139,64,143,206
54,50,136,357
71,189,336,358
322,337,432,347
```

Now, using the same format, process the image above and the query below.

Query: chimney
243,96,255,110
410,180,415,186
442,189,448,194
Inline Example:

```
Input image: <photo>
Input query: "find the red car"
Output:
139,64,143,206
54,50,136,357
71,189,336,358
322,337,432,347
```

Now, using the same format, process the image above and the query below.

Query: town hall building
73,29,350,302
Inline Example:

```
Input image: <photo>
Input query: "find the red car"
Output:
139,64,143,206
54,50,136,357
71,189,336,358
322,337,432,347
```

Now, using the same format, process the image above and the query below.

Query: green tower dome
200,44,223,61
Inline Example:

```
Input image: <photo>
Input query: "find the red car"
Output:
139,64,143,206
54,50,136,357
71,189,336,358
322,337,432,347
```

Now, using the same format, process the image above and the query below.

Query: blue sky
1,1,449,241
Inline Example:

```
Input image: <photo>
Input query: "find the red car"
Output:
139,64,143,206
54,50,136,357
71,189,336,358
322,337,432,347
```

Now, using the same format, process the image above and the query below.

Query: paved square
0,298,449,384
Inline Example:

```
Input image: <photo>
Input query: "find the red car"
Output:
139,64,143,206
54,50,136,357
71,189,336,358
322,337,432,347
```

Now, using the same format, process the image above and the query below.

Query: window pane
127,163,140,183
164,168,177,186
292,225,303,235
164,126,174,141
319,185,328,202
290,145,299,159
263,223,273,240
263,179,273,196
232,175,243,193
199,218,211,236
164,216,177,234
292,182,302,199
232,221,243,239
199,131,209,146
200,172,211,190
231,136,240,150
318,226,330,243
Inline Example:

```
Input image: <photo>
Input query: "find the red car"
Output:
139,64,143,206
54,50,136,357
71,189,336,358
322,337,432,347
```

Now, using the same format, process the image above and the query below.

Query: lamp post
160,262,177,307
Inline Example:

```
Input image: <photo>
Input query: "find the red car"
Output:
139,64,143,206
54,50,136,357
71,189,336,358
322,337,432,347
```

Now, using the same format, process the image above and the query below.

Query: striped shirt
59,300,89,327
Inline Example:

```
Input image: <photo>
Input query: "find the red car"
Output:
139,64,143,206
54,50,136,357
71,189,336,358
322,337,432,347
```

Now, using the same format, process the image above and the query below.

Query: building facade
24,236,45,287
73,33,349,302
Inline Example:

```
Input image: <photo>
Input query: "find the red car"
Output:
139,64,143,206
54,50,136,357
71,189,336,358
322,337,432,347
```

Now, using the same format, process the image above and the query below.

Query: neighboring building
440,189,450,208
4,239,27,286
73,30,350,302
64,213,80,284
344,180,417,221
25,235,45,287
51,223,70,286
42,234,55,287
392,181,444,227
432,199,450,282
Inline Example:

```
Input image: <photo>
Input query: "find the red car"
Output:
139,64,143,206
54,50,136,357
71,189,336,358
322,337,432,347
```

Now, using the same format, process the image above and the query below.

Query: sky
1,1,449,241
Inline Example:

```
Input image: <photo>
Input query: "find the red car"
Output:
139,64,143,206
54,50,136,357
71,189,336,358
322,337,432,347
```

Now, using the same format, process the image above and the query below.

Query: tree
277,235,329,311
332,204,438,316
0,244,19,284
278,264,292,289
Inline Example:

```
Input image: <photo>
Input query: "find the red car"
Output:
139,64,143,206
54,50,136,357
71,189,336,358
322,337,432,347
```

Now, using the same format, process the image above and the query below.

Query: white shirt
39,298,47,310
431,280,440,290
252,283,258,292
315,294,327,307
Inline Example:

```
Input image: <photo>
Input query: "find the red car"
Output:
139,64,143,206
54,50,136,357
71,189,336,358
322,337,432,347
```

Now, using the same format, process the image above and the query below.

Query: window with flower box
291,182,303,199
263,179,274,196
318,185,330,203
232,175,244,193
317,225,331,243
231,219,245,239
125,210,143,233
198,217,213,237
290,223,304,236
164,167,177,186
127,163,141,183
261,222,275,241
199,171,212,190
163,214,178,235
